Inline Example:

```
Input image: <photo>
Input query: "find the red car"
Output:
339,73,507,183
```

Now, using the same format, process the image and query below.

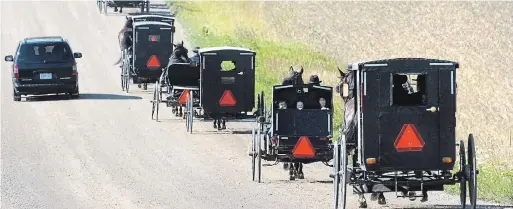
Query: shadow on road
78,93,142,100
404,204,512,209
25,93,142,101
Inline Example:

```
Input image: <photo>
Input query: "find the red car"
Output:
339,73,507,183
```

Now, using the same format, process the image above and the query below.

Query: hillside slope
263,1,513,166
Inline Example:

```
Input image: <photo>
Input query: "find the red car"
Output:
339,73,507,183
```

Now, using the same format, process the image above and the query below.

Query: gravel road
1,1,510,209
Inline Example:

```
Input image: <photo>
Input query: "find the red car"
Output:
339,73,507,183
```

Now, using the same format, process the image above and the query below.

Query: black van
4,36,82,101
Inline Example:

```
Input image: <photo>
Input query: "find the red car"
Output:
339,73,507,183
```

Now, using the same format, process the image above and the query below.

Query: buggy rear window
391,73,427,106
17,42,73,62
148,35,160,42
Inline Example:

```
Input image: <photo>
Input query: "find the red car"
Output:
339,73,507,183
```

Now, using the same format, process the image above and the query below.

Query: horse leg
119,6,123,13
358,194,368,208
114,6,118,12
289,163,295,180
143,83,148,90
221,118,226,130
217,118,222,130
297,162,304,179
377,192,386,205
421,190,428,202
283,162,289,170
179,106,183,117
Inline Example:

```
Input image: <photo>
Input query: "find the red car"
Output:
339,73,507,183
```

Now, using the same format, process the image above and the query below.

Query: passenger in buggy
278,101,287,109
392,75,411,105
296,101,304,110
189,47,200,64
319,97,329,110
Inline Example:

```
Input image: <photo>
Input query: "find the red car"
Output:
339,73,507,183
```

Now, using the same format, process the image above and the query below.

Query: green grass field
167,1,513,204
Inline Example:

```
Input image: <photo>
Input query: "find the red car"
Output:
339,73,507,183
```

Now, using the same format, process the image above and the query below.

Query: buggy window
391,73,427,106
17,42,72,62
220,61,236,71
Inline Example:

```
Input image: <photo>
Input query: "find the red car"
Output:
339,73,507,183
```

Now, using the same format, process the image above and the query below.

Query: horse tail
113,56,122,65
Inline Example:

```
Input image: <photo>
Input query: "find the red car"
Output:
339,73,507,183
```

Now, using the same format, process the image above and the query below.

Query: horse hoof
283,164,289,170
298,173,304,179
138,84,141,88
359,202,367,208
222,125,226,130
378,197,386,205
370,193,378,201
289,175,295,180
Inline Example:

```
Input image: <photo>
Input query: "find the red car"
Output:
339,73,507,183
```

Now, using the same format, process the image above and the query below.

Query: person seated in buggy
189,47,200,64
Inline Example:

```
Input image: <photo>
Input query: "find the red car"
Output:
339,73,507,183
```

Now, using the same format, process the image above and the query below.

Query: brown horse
335,67,386,208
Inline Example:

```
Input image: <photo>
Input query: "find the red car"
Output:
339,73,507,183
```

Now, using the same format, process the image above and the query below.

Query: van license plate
39,73,52,80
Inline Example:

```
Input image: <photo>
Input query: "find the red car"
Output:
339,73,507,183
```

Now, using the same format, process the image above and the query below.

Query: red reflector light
394,124,425,152
13,64,19,78
146,55,161,68
219,90,236,106
292,136,316,158
178,90,190,104
320,137,327,141
72,62,77,76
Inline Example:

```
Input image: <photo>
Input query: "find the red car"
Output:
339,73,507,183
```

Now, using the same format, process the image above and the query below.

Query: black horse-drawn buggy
178,47,258,133
332,58,479,209
151,62,200,122
97,0,150,15
251,81,335,182
120,16,175,92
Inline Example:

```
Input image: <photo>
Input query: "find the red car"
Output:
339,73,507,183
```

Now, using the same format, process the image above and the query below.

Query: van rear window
17,42,73,62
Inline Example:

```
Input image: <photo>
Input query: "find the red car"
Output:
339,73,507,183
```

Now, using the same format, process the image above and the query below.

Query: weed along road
0,1,509,209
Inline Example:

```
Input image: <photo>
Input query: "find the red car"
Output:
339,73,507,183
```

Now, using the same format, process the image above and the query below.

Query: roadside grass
168,1,343,134
446,158,513,203
167,1,513,204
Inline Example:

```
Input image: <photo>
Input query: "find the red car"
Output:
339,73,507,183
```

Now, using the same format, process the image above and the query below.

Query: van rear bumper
14,83,77,95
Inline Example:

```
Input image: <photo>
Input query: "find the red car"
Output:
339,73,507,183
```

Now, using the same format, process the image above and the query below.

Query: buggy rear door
133,23,173,70
201,50,254,113
374,69,441,170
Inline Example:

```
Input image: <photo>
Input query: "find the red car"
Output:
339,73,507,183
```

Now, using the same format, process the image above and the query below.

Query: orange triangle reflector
292,136,316,158
394,124,425,152
146,55,161,68
178,90,190,104
219,90,236,106
151,36,157,42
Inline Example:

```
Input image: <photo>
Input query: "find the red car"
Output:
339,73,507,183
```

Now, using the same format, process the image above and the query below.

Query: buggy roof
199,46,255,54
350,58,459,70
133,21,172,27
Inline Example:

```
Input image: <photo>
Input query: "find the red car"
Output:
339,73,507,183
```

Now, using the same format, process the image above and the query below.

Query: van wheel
70,86,80,99
13,89,21,101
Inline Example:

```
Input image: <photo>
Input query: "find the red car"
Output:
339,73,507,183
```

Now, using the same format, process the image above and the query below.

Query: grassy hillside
168,1,513,203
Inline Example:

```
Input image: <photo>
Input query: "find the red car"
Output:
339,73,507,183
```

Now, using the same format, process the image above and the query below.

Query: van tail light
13,64,19,78
272,136,279,144
72,62,77,76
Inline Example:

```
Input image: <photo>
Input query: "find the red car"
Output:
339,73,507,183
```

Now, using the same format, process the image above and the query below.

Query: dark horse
281,66,306,180
335,67,389,208
167,41,191,118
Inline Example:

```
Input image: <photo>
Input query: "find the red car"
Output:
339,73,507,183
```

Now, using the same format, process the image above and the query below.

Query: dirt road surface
0,1,508,209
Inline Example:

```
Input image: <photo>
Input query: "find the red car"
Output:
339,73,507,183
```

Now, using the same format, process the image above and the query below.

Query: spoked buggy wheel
185,94,193,133
467,134,478,209
103,0,107,15
256,127,262,183
459,140,467,208
151,81,160,121
251,127,256,181
124,64,130,93
121,64,126,91
333,134,348,209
